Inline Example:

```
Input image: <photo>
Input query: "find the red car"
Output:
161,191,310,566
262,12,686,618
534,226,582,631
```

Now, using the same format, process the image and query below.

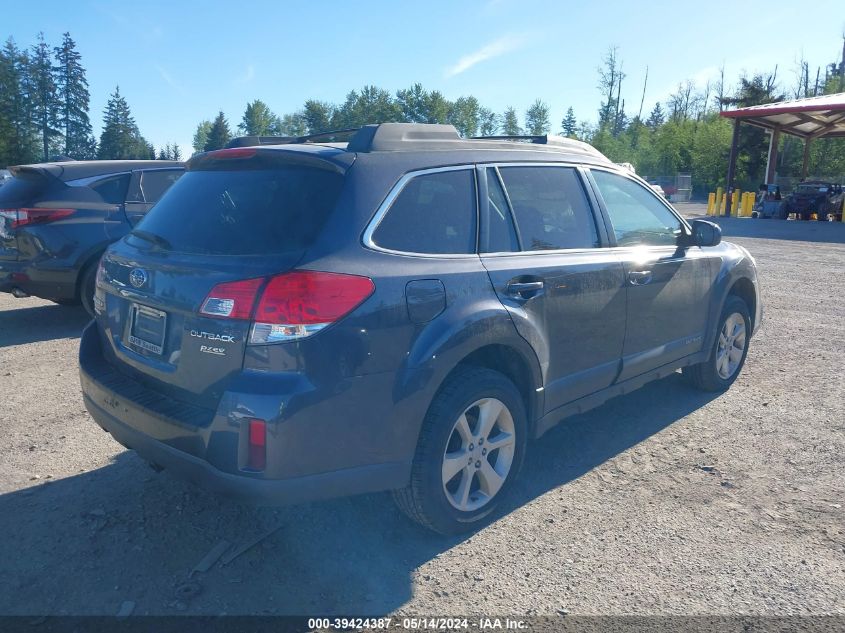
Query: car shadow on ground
0,373,719,616
0,303,90,348
700,216,845,244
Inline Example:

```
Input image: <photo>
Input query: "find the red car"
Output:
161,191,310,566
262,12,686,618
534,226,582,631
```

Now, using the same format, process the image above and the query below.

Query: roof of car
222,123,614,166
10,160,183,182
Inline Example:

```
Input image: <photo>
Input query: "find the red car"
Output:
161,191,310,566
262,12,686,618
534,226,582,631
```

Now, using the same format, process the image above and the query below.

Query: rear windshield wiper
130,230,172,251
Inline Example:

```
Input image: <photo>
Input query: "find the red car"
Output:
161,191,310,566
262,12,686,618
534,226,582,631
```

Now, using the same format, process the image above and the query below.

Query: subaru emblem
129,268,148,288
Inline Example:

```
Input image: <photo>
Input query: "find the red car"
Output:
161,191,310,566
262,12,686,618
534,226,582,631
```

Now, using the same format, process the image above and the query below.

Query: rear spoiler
187,146,353,173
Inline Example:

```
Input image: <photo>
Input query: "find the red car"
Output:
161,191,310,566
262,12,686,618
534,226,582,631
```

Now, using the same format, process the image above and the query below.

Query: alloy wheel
441,398,516,512
716,312,746,380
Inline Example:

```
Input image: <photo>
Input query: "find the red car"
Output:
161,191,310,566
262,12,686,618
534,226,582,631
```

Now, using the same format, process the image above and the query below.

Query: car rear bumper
79,322,409,505
0,259,77,300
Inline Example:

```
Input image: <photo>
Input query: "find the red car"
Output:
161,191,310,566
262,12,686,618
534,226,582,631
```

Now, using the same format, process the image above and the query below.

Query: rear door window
131,167,344,255
371,168,477,254
498,166,599,251
89,173,131,205
481,167,519,253
140,169,183,203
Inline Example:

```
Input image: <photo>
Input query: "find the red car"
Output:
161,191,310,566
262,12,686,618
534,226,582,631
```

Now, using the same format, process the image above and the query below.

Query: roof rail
344,123,609,159
225,128,361,149
226,124,610,161
469,134,606,158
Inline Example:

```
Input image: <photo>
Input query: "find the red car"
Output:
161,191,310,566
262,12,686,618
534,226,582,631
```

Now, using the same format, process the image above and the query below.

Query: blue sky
6,0,845,154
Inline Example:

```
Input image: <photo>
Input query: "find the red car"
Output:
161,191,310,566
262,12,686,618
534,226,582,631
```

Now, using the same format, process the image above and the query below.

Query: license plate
128,304,167,355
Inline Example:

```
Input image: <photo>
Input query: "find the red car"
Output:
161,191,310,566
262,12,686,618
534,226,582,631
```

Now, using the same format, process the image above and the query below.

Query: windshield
129,167,344,255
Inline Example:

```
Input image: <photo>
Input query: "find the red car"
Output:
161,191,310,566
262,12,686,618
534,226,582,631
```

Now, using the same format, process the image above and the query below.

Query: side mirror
689,219,721,247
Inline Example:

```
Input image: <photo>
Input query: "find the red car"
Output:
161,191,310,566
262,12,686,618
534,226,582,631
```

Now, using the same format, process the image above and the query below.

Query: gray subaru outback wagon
80,123,761,534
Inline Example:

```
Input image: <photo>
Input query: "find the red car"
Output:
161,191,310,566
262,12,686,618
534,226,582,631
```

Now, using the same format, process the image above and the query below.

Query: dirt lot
0,216,843,618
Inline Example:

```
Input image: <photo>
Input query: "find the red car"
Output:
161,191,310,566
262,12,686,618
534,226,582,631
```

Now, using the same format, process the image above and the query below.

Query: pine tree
98,86,146,159
302,100,333,134
646,103,665,130
448,96,480,137
423,91,451,124
561,107,577,137
171,144,182,161
0,38,39,166
478,107,498,136
54,32,95,159
192,120,212,154
396,83,429,123
501,107,522,135
239,100,277,135
278,112,306,136
525,99,551,135
204,111,232,151
331,86,402,129
29,33,60,160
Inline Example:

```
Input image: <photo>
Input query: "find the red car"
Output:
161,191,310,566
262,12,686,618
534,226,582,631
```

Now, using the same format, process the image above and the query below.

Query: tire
818,203,830,221
392,367,528,535
683,295,751,392
51,298,81,306
79,261,98,318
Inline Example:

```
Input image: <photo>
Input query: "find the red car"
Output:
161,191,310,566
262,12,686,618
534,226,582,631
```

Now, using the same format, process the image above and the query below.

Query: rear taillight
93,259,107,315
199,270,374,344
199,278,264,320
0,208,75,229
246,419,266,471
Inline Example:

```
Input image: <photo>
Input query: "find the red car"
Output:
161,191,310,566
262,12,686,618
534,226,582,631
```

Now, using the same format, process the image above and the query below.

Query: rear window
372,169,477,254
140,169,183,203
130,168,344,255
89,173,130,205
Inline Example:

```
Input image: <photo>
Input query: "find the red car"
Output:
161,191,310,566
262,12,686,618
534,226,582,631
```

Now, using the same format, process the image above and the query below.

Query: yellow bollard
707,192,715,216
715,187,723,216
731,190,741,217
748,192,756,217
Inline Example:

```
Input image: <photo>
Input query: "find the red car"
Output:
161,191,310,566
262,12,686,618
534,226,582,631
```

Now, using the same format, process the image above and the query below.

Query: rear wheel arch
76,251,105,315
442,343,542,434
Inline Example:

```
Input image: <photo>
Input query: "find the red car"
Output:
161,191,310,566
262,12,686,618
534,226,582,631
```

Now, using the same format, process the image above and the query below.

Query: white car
649,182,666,197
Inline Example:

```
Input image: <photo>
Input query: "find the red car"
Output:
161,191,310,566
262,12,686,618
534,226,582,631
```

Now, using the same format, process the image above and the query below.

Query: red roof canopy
720,92,845,139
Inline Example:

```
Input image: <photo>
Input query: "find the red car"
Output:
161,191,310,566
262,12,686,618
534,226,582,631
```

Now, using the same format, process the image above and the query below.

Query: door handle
628,270,653,286
507,280,544,298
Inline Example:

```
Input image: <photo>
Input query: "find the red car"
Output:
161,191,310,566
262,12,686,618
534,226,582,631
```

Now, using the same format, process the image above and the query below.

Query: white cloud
235,64,256,85
155,65,185,95
445,34,527,78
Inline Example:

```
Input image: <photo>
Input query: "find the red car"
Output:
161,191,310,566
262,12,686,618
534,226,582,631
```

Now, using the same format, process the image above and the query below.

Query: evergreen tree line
3,31,842,196
0,32,180,167
193,90,561,155
588,46,845,195
196,44,845,197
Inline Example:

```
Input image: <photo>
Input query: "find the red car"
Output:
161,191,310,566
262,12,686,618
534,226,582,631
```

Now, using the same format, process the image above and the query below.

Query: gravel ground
0,216,843,617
